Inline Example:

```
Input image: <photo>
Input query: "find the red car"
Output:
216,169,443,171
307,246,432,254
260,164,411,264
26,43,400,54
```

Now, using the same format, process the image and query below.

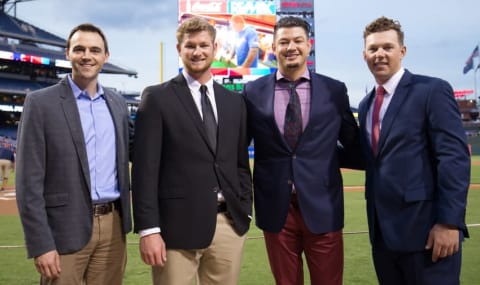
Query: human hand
139,233,167,266
34,250,61,279
235,67,250,75
425,224,459,262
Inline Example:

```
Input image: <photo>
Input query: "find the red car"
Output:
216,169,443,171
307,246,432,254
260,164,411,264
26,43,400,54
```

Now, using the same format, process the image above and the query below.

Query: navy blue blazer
358,70,470,251
244,72,360,234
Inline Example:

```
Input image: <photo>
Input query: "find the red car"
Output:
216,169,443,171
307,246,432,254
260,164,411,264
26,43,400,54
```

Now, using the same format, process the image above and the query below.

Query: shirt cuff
138,227,161,237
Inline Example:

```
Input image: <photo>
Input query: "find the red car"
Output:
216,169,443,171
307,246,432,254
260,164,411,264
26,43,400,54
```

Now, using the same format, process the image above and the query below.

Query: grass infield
0,156,478,284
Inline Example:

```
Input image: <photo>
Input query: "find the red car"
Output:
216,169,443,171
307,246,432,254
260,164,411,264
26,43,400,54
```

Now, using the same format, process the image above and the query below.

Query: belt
217,202,227,213
93,199,120,216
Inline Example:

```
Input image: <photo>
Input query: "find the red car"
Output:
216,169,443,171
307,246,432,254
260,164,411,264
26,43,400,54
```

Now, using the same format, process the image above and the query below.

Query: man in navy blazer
16,24,133,284
244,16,360,285
358,17,470,285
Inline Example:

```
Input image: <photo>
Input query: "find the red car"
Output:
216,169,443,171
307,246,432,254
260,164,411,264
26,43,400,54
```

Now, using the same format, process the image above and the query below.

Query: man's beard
286,62,301,69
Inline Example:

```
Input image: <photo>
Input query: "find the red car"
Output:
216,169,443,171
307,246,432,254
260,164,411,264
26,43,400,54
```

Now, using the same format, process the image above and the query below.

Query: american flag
463,45,479,74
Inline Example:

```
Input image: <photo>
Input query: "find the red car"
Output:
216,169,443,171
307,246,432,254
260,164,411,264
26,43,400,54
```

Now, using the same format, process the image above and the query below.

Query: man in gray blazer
16,23,133,285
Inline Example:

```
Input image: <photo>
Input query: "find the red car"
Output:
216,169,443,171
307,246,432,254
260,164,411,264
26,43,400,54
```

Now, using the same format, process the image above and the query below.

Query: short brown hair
363,16,404,46
274,16,310,39
66,23,109,53
176,17,216,44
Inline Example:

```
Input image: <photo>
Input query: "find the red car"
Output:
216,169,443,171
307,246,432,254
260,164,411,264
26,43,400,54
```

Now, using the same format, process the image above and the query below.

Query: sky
11,0,480,107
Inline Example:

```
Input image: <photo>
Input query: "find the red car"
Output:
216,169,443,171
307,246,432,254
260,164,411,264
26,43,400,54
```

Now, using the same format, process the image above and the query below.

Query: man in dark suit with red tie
131,17,252,285
243,16,361,285
358,16,470,285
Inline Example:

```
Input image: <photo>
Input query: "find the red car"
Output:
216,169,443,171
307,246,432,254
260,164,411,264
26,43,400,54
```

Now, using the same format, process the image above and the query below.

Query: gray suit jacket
16,77,133,258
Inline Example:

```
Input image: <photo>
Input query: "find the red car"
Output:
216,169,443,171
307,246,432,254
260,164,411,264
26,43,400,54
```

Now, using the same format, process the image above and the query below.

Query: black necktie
284,81,302,149
200,85,217,151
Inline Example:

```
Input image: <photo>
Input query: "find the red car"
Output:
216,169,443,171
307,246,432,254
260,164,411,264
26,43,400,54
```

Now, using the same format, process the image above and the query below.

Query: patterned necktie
284,81,302,150
371,85,385,155
200,85,217,151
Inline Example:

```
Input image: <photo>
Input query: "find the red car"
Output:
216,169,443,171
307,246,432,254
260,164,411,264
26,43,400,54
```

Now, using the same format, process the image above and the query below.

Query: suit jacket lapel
104,90,124,166
213,82,228,154
173,74,216,154
307,73,329,134
377,71,413,157
295,72,331,150
59,78,91,191
262,75,287,147
359,89,376,157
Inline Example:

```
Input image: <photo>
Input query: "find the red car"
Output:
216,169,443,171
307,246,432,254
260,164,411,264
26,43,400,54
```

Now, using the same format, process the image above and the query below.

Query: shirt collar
276,68,311,83
67,74,104,100
182,70,214,93
376,68,405,95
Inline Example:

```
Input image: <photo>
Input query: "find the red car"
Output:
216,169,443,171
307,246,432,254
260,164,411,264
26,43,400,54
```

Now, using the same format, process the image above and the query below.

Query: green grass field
1,156,479,284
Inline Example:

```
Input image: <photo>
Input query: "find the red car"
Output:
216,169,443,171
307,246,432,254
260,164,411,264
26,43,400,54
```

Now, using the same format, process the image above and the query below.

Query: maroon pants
263,194,343,285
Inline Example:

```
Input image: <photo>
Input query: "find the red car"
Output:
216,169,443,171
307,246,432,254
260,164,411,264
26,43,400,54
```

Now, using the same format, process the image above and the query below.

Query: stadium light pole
475,64,480,102
160,42,164,83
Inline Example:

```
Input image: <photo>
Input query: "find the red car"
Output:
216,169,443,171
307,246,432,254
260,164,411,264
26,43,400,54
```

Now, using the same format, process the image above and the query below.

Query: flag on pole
463,45,479,74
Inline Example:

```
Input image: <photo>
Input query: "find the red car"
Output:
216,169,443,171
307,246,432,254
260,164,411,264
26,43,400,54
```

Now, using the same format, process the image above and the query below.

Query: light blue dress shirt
67,75,119,204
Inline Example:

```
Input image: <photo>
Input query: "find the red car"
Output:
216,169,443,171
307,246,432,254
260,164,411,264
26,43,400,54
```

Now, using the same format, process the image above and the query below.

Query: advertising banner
178,0,314,88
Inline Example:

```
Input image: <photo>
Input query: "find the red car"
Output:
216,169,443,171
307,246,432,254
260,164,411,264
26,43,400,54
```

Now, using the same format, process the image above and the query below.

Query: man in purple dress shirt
243,16,361,284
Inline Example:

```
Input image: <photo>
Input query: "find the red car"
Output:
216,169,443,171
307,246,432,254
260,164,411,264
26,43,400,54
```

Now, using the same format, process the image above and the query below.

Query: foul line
2,224,479,249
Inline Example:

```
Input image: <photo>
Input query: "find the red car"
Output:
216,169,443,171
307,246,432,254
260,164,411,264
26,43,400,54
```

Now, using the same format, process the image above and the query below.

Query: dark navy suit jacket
244,72,360,234
358,70,470,251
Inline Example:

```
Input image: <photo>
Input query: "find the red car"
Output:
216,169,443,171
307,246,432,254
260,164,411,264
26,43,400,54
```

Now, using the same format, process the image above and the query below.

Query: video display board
178,0,314,87
0,50,51,65
276,0,315,70
178,0,276,79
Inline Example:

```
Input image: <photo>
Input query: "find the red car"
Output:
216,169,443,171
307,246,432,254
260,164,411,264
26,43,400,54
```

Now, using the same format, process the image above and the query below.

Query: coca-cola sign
179,0,227,14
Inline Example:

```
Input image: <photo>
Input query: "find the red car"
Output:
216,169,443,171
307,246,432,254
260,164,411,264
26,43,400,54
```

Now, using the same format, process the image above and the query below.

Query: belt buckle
93,202,113,216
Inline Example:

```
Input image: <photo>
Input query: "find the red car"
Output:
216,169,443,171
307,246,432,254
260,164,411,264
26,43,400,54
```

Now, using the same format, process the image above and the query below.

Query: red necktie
371,86,385,155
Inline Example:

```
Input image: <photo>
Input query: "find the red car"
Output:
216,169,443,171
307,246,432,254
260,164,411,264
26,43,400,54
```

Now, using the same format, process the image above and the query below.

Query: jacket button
287,179,293,185
213,186,220,193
